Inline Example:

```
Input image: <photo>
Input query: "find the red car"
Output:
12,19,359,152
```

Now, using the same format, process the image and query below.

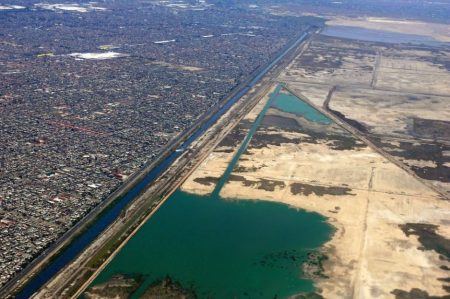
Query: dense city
0,0,316,287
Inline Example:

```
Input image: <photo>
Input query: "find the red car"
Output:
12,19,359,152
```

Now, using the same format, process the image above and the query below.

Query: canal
86,85,333,298
13,32,309,299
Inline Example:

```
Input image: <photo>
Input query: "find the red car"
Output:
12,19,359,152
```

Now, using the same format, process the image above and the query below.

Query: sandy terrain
279,34,450,198
279,37,378,88
217,144,448,298
376,54,450,95
183,85,275,195
280,35,450,96
182,124,449,298
181,82,450,298
328,88,450,138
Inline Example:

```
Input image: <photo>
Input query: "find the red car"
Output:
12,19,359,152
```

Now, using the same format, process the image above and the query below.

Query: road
40,31,313,298
1,28,315,299
317,84,448,200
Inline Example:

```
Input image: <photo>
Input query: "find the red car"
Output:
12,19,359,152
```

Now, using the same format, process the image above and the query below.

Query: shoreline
69,82,279,299
182,76,449,297
32,28,315,298
82,190,334,299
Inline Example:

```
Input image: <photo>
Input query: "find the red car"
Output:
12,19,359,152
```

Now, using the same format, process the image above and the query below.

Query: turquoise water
87,85,333,298
90,191,331,298
212,85,282,197
272,92,331,125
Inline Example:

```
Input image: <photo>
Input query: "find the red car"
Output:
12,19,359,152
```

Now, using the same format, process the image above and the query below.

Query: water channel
13,33,309,299
87,86,333,298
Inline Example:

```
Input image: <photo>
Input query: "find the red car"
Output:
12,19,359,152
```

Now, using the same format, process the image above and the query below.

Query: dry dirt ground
182,35,450,298
279,35,450,197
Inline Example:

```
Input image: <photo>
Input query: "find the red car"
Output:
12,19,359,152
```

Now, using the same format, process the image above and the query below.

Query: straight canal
12,33,311,299
85,85,333,298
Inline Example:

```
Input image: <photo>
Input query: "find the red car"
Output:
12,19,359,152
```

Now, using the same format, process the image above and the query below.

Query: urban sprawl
0,0,313,287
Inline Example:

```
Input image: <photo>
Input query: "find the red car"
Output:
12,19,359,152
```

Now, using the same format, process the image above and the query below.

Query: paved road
1,29,314,299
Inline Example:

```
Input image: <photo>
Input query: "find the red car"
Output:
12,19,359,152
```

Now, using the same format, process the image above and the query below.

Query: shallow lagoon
90,190,332,298
272,91,331,125
88,87,333,298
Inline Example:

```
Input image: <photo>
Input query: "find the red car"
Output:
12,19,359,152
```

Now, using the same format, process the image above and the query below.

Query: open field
279,35,450,197
375,48,450,95
183,32,450,297
281,37,378,87
182,85,450,298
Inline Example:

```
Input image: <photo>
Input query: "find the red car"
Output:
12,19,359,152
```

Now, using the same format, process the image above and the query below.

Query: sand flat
181,84,449,298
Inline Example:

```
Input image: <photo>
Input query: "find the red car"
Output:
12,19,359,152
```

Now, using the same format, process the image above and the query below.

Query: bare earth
182,30,450,298
182,114,449,298
280,34,450,197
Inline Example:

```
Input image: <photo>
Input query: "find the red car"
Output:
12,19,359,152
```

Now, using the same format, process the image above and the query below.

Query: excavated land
182,35,450,298
279,35,450,197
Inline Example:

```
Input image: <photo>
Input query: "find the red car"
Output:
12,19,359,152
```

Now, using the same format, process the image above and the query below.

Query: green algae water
87,85,333,298
212,85,283,197
90,190,331,298
272,91,331,125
